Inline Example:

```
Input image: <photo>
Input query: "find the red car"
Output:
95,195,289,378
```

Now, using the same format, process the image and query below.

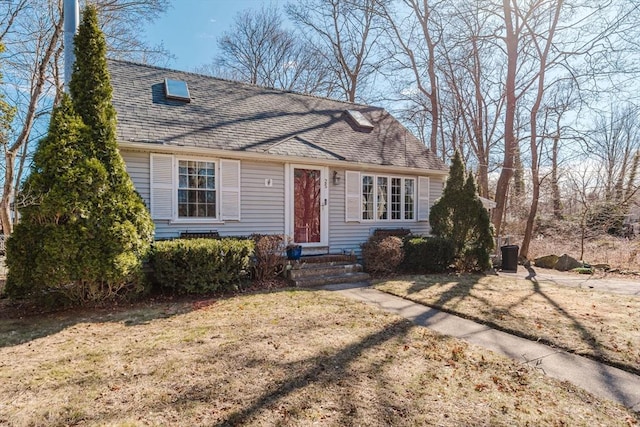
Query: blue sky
144,0,274,71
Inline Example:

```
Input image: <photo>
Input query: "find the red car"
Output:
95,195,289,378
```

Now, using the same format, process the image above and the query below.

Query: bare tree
584,104,640,202
0,0,171,234
91,0,171,65
1,0,63,234
437,0,505,195
518,0,564,258
211,5,334,95
376,0,443,154
287,0,385,103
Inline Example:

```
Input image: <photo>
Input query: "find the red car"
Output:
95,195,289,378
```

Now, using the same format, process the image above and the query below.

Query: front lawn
374,274,640,374
0,289,637,426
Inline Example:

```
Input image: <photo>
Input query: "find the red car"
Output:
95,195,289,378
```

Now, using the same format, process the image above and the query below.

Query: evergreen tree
430,151,494,271
6,6,154,303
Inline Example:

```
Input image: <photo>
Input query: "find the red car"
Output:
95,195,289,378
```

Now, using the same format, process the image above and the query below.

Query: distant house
109,60,447,255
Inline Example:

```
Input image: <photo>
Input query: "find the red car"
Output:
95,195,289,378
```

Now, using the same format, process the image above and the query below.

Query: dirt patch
0,289,637,426
375,274,640,374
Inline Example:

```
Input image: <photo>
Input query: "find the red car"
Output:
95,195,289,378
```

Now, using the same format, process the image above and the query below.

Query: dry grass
375,274,640,373
0,289,637,426
528,236,640,271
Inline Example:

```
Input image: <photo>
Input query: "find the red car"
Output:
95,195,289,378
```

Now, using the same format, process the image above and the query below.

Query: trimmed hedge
402,236,455,273
151,238,253,294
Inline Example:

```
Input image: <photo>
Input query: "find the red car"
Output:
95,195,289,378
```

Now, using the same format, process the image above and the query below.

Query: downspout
63,0,79,91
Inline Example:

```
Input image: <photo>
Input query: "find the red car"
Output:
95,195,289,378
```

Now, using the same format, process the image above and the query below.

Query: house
108,60,448,255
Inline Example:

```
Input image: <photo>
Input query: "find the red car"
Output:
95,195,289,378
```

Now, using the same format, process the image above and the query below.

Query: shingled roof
108,59,446,172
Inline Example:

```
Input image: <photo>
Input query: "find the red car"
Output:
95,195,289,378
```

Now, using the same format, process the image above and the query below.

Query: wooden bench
372,228,412,238
179,231,220,239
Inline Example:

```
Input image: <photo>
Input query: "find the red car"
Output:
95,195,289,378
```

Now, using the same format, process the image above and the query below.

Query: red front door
293,168,321,244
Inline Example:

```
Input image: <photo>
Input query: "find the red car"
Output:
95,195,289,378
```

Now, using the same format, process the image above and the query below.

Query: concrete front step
288,263,363,279
292,271,371,288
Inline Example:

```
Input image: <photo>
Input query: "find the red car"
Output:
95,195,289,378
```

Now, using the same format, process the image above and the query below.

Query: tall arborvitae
430,151,494,271
6,6,154,303
68,4,153,274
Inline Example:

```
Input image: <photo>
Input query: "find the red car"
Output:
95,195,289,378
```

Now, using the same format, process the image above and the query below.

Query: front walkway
323,282,640,412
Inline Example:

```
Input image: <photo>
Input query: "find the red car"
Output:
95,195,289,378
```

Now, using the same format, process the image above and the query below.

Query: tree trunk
551,133,562,219
519,0,562,259
491,0,518,236
0,150,15,234
512,142,525,198
520,171,539,259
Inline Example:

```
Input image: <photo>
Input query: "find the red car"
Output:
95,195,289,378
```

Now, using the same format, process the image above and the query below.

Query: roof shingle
108,59,446,171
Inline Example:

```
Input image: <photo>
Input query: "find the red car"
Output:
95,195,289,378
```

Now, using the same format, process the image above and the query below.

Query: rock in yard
534,254,559,269
555,254,582,271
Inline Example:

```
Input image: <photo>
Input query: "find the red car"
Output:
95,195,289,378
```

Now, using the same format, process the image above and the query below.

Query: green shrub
6,221,148,304
151,238,253,294
361,235,403,275
251,234,286,281
5,6,154,306
430,151,494,271
402,236,455,273
457,245,492,272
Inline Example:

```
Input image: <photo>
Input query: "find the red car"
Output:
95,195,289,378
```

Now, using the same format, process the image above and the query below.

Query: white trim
284,163,291,239
150,153,174,220
150,154,243,223
418,176,430,222
120,142,448,176
358,172,417,223
220,159,241,220
176,157,219,220
289,164,329,247
170,219,224,225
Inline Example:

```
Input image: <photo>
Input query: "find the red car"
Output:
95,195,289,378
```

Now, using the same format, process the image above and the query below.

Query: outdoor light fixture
333,170,341,185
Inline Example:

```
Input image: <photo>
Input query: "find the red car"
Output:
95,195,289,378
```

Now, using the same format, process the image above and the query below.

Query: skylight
345,109,374,130
164,78,191,102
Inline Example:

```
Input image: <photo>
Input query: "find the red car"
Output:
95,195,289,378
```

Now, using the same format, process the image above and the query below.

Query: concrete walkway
322,282,640,412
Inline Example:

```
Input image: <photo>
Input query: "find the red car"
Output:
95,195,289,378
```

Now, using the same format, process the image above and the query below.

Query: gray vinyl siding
122,150,150,205
122,149,285,240
328,168,437,256
121,150,444,247
430,175,444,206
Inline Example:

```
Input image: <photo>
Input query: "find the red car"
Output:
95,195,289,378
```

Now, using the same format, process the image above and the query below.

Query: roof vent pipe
63,0,79,91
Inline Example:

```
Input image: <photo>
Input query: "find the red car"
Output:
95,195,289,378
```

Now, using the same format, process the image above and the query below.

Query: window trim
360,173,416,222
177,158,218,220
170,156,222,224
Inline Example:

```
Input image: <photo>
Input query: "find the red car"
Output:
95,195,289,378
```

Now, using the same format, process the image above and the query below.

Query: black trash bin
501,245,519,272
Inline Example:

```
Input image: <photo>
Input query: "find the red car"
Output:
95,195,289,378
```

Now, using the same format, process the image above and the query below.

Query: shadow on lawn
406,273,494,314
404,269,610,365
0,287,272,349
400,268,634,405
216,318,413,426
520,265,634,405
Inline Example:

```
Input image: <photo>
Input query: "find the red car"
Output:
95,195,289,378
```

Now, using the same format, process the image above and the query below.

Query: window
164,78,191,102
404,179,415,220
362,175,374,220
178,160,216,218
150,155,241,222
377,177,388,220
360,174,415,221
391,178,402,220
345,109,374,130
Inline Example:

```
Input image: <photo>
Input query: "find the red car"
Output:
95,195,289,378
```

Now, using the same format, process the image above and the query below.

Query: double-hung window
360,174,416,221
150,154,241,222
178,160,216,218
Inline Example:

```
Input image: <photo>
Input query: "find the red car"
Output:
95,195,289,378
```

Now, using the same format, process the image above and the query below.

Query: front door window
294,168,321,243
